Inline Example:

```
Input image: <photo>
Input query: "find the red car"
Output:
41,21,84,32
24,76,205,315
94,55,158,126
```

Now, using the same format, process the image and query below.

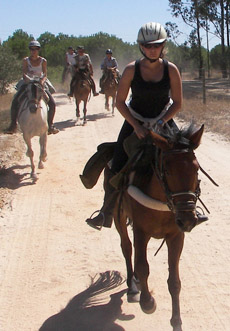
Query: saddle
80,134,156,190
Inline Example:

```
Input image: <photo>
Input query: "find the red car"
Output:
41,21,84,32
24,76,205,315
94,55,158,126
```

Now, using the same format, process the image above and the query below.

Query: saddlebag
80,142,116,189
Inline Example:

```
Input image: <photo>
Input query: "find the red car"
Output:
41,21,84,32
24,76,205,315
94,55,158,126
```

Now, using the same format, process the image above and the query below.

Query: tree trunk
220,0,227,78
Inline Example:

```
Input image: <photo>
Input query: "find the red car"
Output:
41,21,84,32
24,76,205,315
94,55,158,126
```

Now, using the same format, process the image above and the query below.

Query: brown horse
104,68,118,115
73,71,91,125
113,124,205,331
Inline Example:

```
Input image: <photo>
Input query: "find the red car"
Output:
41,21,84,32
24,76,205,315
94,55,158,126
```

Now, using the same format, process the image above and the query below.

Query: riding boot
90,77,99,96
67,78,75,97
196,211,209,225
99,77,105,94
47,92,59,135
86,167,118,230
4,94,20,134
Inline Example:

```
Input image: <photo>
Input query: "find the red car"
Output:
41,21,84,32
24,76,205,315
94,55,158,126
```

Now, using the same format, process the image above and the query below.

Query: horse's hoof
140,296,157,314
38,162,44,169
31,173,38,181
127,289,140,303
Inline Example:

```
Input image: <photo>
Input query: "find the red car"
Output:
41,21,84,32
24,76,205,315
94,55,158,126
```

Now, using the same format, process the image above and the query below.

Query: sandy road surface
0,93,229,331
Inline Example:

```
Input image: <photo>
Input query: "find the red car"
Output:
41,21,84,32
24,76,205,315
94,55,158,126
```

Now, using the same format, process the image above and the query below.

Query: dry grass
180,79,230,140
0,93,14,132
179,96,230,139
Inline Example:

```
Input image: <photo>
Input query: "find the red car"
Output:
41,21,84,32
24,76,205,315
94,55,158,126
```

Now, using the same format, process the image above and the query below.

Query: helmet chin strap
139,46,164,63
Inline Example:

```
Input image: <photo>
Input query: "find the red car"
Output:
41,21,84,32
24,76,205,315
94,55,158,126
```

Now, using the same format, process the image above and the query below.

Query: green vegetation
1,25,229,94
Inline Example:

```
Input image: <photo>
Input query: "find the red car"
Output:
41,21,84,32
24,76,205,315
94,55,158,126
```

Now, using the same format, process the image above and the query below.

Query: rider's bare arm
160,62,182,123
116,62,149,139
40,58,47,86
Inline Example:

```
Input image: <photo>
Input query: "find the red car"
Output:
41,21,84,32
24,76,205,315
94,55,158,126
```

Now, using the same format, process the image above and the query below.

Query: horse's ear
149,131,171,150
189,124,204,149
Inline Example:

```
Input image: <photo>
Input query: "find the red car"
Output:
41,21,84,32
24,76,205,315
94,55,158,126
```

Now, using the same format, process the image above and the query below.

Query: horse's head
26,80,46,113
105,68,117,87
150,124,204,232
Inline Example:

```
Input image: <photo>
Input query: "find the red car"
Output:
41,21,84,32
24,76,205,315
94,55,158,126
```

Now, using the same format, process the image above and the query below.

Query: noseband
26,82,44,113
154,147,200,214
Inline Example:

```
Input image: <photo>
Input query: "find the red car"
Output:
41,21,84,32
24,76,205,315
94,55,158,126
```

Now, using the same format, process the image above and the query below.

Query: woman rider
86,22,199,230
5,40,59,135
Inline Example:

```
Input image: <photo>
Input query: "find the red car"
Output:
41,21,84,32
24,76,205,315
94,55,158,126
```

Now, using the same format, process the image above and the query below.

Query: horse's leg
105,95,109,111
83,99,87,125
133,230,155,313
114,210,139,301
112,95,115,116
76,99,80,123
38,133,47,169
166,232,184,331
23,134,36,179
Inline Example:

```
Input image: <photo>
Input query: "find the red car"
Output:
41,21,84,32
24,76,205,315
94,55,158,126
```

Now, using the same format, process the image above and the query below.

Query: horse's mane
161,122,198,148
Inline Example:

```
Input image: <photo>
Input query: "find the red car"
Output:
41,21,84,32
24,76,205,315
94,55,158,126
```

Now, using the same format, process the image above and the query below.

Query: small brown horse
104,68,118,115
73,71,91,125
113,124,205,331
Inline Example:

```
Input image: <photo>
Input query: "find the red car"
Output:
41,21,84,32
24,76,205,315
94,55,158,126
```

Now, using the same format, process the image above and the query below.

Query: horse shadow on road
0,164,36,189
39,270,135,331
55,113,111,132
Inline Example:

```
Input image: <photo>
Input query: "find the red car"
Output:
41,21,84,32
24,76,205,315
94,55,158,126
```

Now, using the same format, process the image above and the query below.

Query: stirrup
85,210,105,231
196,206,209,225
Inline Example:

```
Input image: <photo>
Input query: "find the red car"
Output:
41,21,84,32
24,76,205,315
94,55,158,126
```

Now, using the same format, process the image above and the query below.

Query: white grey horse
18,79,48,180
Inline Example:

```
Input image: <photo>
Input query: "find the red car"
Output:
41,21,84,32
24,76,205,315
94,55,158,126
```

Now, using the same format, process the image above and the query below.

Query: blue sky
0,0,219,49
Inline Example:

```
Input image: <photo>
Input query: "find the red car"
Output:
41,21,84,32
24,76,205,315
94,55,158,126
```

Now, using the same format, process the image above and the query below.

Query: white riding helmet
29,40,41,48
137,22,167,44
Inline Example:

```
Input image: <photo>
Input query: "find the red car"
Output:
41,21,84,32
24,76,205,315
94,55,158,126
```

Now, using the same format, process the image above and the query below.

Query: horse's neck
133,170,166,202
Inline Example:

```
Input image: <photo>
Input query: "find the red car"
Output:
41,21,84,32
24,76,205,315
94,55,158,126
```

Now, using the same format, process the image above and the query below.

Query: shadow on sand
0,164,37,189
39,271,135,331
54,113,112,132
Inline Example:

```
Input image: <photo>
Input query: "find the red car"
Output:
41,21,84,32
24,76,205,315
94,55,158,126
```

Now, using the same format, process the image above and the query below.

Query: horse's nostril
29,104,37,113
176,218,183,228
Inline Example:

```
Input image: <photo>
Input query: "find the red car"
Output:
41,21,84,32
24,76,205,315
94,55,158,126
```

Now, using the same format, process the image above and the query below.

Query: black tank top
130,59,170,118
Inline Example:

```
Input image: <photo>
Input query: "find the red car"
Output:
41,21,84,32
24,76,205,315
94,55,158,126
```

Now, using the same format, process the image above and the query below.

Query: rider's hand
133,122,149,140
155,119,166,133
40,78,45,86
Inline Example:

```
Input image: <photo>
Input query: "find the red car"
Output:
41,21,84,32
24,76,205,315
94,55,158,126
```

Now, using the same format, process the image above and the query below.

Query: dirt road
0,93,229,331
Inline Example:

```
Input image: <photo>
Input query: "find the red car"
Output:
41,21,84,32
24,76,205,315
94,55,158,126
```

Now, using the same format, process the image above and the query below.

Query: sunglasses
30,47,40,51
142,43,163,49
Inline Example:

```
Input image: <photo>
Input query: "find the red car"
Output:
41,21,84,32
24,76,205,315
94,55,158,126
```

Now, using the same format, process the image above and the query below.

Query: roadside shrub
0,45,21,94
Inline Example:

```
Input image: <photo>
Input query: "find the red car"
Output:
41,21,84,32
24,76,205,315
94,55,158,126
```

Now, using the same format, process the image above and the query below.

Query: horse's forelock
162,122,198,148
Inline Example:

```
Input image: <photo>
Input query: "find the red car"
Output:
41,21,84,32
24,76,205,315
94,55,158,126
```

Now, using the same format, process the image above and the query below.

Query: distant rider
99,49,120,94
68,46,99,97
62,46,77,84
5,40,59,135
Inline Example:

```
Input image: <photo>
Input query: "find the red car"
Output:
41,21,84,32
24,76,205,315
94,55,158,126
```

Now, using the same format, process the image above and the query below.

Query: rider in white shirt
62,46,77,83
68,46,99,97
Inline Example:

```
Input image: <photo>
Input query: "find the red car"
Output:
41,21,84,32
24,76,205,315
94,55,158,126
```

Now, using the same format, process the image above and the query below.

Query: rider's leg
86,121,133,230
62,66,68,84
99,74,105,94
68,77,76,97
5,87,26,134
89,76,99,96
86,166,117,230
47,92,59,134
116,69,121,83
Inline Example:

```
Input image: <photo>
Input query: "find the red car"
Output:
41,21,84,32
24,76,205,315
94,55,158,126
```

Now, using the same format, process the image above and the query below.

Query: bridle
154,147,200,214
20,81,46,114
105,69,117,87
